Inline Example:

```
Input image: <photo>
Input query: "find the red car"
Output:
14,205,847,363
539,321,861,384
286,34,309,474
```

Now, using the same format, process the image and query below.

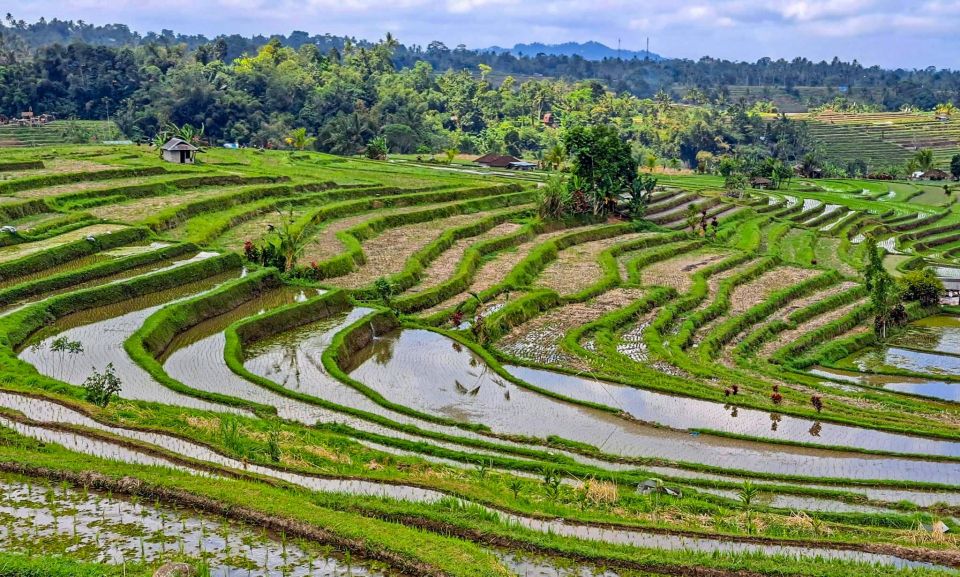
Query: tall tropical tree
914,148,934,172
285,127,316,151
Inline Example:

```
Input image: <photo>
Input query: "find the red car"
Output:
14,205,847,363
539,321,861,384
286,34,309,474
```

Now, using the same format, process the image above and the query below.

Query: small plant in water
82,363,121,407
50,336,83,379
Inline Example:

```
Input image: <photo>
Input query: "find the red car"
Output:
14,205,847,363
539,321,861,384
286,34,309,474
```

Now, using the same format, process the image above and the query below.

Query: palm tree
934,102,956,118
914,148,934,172
285,127,316,151
544,144,566,171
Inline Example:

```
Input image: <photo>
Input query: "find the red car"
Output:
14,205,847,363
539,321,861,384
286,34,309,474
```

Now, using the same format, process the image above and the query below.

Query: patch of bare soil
90,186,243,223
419,224,602,315
693,266,822,347
718,282,861,365
0,160,110,186
330,206,532,289
406,222,522,293
299,197,497,265
759,299,868,358
497,288,647,370
535,232,653,295
639,251,729,293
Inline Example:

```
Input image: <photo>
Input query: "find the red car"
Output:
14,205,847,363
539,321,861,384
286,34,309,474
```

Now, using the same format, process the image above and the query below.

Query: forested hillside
2,16,960,176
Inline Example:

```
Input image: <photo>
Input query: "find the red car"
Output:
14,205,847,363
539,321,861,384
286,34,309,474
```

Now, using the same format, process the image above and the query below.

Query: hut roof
161,137,199,152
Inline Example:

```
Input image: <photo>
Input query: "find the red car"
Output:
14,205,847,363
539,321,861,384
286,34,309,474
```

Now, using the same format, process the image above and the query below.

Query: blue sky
11,0,956,69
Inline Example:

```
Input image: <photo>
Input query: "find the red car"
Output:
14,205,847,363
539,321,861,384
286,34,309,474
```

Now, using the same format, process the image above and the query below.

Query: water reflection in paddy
0,391,947,570
347,329,960,483
810,366,960,403
840,346,960,377
888,315,960,356
0,478,397,577
162,287,342,424
242,310,591,465
17,269,247,414
506,364,960,457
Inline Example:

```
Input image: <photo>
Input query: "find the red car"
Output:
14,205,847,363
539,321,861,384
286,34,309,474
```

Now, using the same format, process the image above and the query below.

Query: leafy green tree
695,151,714,174
950,154,960,180
864,235,905,339
536,174,571,219
899,269,945,307
772,160,794,189
366,135,388,159
563,124,636,215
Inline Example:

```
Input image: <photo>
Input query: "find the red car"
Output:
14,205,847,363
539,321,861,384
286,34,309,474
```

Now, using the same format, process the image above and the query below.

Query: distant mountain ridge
483,41,664,61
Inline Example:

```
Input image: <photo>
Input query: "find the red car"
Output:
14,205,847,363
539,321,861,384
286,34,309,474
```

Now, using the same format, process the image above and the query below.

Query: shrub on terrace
83,363,122,408
899,268,945,307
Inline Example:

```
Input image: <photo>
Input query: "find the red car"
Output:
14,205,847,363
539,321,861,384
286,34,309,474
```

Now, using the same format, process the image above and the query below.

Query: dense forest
0,14,953,176
5,15,960,108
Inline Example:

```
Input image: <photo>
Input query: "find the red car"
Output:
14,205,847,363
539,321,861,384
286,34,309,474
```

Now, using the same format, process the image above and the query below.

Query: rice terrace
2,12,960,577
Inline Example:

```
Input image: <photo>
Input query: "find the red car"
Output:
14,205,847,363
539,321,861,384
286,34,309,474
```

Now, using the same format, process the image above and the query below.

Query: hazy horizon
9,0,957,69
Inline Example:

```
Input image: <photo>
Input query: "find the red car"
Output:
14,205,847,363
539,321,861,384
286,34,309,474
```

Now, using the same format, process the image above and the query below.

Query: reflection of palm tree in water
273,342,303,389
371,335,396,366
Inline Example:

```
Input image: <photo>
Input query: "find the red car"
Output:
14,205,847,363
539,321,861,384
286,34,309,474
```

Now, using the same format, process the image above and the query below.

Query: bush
83,363,122,407
899,268,945,306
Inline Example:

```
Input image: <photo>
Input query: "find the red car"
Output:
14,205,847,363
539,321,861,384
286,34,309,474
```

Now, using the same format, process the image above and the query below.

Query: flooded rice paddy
17,268,249,414
0,478,397,576
840,346,960,377
810,366,960,403
346,329,960,483
505,365,960,457
0,390,944,571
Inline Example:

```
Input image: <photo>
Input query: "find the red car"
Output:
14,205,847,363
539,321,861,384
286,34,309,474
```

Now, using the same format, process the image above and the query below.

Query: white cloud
10,0,958,67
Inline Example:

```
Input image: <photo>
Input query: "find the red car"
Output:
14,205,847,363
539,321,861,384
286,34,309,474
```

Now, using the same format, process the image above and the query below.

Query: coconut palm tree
914,148,934,172
285,127,316,151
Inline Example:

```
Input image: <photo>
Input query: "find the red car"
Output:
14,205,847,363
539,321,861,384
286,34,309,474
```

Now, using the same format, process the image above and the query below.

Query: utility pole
646,37,650,61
